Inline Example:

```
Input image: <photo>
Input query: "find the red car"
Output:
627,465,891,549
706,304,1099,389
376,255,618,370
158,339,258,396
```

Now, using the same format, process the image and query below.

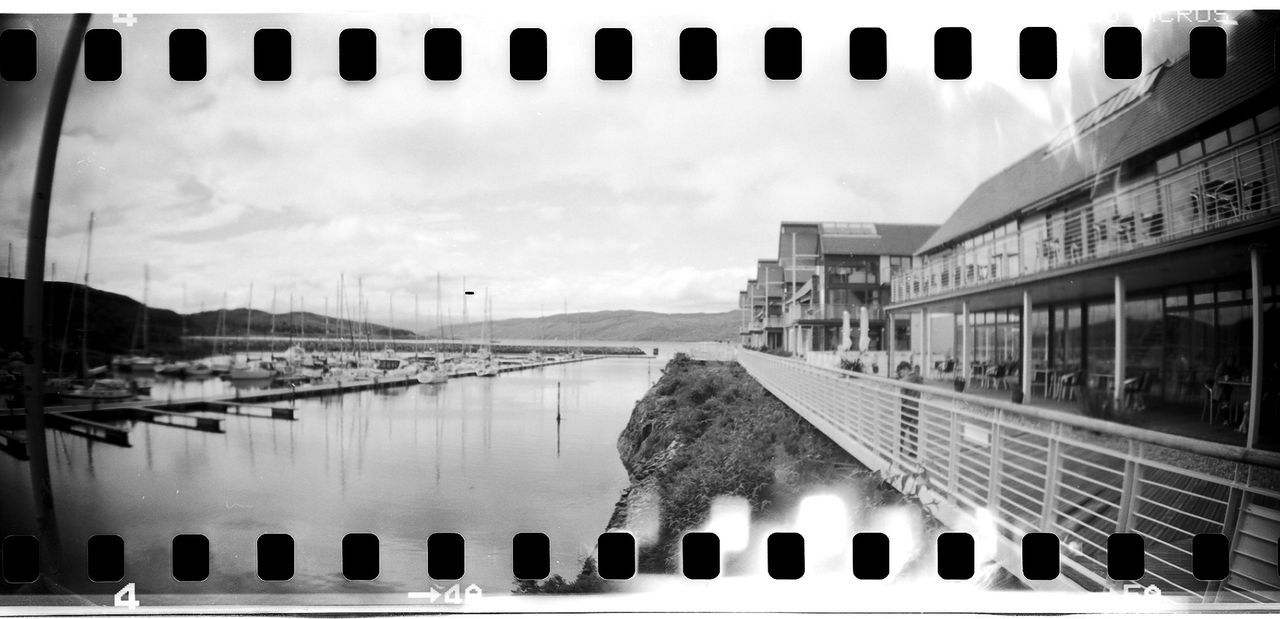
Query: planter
953,378,966,392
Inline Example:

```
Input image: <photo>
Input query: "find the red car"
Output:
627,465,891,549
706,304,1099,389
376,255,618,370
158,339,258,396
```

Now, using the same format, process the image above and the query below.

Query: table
1218,379,1252,424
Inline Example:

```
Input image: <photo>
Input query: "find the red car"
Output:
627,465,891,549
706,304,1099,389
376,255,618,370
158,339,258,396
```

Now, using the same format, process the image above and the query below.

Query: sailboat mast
80,212,93,376
245,283,253,354
462,276,468,352
300,295,305,342
357,276,364,357
181,282,187,351
270,286,277,350
142,263,149,351
436,272,444,344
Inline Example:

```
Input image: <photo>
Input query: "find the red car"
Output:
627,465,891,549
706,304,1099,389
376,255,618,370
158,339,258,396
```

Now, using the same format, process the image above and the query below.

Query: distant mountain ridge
449,309,739,342
2,278,739,368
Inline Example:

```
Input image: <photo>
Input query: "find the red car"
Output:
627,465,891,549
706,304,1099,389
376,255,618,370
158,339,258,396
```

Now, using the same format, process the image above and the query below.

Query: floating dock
1,354,606,457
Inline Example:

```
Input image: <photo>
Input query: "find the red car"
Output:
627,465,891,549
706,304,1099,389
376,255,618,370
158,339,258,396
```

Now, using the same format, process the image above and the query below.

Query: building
885,11,1279,450
740,222,939,358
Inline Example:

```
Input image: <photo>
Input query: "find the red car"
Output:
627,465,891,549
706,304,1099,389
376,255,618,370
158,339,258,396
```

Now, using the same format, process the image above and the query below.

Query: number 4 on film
113,583,140,609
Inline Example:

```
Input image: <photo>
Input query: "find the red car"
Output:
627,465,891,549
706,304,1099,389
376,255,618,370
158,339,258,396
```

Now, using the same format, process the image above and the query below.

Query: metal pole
1248,245,1264,448
1114,275,1126,406
1022,291,1033,402
21,12,90,585
81,212,93,377
961,300,970,384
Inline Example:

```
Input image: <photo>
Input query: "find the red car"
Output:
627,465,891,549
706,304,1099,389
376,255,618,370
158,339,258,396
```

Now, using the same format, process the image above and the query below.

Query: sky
0,3,1218,327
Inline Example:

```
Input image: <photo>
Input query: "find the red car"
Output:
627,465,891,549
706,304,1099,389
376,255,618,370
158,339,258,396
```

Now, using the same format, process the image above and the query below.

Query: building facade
886,11,1279,450
740,222,938,357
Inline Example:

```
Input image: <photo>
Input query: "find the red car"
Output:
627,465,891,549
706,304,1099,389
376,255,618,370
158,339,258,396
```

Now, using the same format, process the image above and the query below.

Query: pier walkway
736,349,1280,603
0,355,608,459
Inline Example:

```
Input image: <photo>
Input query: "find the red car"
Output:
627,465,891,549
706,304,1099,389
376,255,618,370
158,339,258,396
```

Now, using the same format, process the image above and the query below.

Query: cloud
0,10,1198,320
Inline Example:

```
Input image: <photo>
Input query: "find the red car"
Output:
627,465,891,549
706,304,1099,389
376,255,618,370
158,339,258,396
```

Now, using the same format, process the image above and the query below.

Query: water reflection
3,357,654,595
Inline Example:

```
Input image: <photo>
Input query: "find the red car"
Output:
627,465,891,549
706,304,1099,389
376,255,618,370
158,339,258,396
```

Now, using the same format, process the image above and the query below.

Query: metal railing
785,303,885,324
893,131,1280,303
737,349,1280,601
745,315,786,330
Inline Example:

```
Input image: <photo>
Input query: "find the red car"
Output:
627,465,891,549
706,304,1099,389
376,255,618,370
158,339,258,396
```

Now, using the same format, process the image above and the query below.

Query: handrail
739,349,1280,470
736,347,1280,600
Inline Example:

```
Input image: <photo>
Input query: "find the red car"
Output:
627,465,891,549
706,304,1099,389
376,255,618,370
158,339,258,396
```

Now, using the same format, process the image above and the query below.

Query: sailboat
229,284,278,380
51,213,138,403
116,265,162,372
417,274,450,384
208,292,233,374
474,291,499,377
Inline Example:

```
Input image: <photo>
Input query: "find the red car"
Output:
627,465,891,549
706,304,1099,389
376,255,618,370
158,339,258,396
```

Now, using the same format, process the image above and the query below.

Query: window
1156,153,1179,175
1229,118,1256,143
1203,130,1229,154
1258,106,1280,131
1178,142,1203,165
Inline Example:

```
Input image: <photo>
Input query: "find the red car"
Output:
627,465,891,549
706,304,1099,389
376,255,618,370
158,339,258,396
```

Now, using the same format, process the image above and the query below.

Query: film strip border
1,530,1252,585
0,24,1248,82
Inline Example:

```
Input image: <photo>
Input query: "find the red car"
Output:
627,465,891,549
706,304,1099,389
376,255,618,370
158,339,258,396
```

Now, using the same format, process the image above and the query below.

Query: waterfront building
741,261,785,349
885,11,1279,450
739,222,937,358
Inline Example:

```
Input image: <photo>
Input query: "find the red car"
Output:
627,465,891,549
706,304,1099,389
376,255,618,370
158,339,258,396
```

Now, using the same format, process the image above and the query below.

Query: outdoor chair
1201,380,1218,424
940,358,956,379
1003,366,1020,391
984,364,1007,389
1123,372,1148,412
1056,371,1079,401
1242,180,1267,212
1141,211,1165,238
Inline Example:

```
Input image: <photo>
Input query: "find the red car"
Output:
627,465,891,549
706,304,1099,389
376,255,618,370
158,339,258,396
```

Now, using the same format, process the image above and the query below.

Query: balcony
745,315,786,331
892,130,1280,304
784,303,884,325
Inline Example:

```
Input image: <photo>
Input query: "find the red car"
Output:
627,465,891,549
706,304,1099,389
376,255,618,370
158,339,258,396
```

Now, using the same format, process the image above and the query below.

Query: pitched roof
818,222,939,256
916,11,1280,255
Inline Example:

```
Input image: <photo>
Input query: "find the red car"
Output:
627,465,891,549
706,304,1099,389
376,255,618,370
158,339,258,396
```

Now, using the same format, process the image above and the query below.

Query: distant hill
1,278,738,370
449,309,740,342
0,277,409,367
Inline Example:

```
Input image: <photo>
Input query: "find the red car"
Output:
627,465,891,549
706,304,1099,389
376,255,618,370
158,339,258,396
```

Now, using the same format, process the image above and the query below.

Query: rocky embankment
517,354,930,594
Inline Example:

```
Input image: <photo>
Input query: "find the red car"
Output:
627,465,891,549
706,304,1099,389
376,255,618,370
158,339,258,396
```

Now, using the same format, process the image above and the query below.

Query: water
0,356,659,597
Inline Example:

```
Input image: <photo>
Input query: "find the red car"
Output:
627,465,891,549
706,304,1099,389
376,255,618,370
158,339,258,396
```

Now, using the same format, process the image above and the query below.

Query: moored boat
59,379,136,403
415,365,449,384
228,360,279,380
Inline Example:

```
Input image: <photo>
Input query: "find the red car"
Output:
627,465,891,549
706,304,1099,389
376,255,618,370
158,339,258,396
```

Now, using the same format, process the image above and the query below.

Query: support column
1022,291,1033,403
887,312,895,374
1248,245,1264,449
921,306,931,377
961,301,970,385
1114,275,1127,406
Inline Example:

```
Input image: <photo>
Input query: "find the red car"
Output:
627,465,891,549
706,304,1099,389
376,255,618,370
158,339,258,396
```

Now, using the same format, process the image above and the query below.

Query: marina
0,353,659,594
0,353,612,460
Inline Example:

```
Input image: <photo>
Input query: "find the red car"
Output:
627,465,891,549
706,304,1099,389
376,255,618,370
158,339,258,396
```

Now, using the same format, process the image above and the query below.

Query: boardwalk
737,349,1280,603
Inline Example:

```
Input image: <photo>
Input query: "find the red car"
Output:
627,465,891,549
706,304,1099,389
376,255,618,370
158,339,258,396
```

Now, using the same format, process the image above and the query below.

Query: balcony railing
745,315,785,330
737,349,1280,601
892,131,1280,303
785,303,885,324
